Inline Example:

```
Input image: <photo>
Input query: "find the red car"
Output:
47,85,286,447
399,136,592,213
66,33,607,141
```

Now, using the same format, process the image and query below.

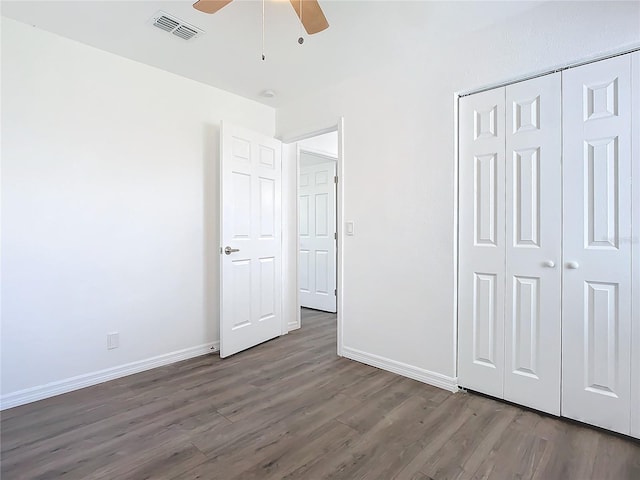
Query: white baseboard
288,321,301,332
342,346,458,393
0,342,219,411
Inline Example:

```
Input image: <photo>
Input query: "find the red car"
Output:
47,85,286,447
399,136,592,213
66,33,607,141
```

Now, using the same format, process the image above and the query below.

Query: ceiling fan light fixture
192,0,329,35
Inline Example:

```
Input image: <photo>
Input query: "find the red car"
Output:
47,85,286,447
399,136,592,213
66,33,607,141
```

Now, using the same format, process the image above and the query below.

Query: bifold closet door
504,73,562,415
458,88,506,397
562,54,633,435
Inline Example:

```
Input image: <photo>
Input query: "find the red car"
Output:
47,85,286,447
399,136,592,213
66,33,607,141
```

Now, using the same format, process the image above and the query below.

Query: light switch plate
346,221,354,236
107,332,120,350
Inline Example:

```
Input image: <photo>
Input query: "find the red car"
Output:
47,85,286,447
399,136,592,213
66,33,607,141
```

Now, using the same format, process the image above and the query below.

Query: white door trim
299,146,337,162
458,45,640,98
280,118,345,356
630,51,640,439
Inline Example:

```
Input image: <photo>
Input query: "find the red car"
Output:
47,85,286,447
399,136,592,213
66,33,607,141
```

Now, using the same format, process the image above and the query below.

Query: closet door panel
458,88,506,397
505,73,562,415
562,54,633,435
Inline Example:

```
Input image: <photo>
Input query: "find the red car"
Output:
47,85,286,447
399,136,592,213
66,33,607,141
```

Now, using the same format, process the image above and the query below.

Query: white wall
298,132,339,158
1,17,275,406
276,1,640,384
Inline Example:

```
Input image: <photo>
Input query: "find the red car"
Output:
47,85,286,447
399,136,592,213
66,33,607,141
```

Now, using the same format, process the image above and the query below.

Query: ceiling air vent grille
154,16,179,32
149,11,204,41
173,25,199,41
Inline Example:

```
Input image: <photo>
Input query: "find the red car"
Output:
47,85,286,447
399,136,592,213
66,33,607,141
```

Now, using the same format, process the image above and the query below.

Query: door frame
280,118,345,356
631,51,640,438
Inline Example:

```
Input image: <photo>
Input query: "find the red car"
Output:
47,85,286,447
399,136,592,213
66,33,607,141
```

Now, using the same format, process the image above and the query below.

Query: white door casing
220,122,283,358
458,87,506,398
631,51,640,440
504,73,562,415
299,157,337,313
562,54,633,434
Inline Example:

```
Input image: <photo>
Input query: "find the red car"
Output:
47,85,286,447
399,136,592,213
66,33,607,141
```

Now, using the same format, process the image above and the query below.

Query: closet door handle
567,261,580,269
543,260,555,268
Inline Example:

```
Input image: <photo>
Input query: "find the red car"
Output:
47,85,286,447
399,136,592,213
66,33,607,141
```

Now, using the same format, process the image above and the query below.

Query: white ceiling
1,1,545,107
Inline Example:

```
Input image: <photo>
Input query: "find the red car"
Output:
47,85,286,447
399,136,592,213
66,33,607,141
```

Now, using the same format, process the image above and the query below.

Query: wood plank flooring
2,308,639,479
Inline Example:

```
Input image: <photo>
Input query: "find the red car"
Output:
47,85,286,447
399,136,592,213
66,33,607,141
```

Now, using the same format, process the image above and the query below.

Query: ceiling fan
192,0,329,35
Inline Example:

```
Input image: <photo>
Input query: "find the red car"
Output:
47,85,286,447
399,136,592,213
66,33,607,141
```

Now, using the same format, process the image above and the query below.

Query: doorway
297,133,338,327
283,125,343,346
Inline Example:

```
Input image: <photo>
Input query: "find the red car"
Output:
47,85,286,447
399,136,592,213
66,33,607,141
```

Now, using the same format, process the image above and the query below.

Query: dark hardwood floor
2,308,639,479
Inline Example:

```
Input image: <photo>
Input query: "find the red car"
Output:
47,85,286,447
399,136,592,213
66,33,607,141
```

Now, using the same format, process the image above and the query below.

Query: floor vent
149,11,204,41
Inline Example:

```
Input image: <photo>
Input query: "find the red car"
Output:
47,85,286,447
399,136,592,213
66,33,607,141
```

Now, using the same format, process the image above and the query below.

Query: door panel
221,123,282,358
231,259,251,329
475,153,498,246
259,177,276,237
299,158,337,313
299,250,310,292
504,73,562,415
562,55,632,434
473,272,499,368
458,88,506,397
315,250,329,294
511,276,539,374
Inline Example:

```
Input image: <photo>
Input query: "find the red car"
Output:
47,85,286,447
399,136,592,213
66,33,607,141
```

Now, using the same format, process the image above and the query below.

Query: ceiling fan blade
289,0,329,35
193,0,234,14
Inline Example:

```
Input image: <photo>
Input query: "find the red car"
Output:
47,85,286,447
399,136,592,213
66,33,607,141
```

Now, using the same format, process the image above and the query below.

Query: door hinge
334,289,337,296
334,232,337,240
334,176,338,184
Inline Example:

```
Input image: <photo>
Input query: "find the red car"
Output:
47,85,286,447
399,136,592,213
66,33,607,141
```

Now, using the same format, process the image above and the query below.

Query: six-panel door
504,73,562,415
220,123,283,358
561,55,633,435
299,159,337,313
458,88,506,398
459,54,637,435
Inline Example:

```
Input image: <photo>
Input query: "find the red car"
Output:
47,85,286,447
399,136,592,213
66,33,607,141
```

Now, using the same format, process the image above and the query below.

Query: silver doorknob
543,260,555,268
567,261,579,269
224,246,240,255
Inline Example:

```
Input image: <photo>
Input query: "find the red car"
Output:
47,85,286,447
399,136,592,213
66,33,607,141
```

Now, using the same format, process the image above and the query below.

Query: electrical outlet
107,332,119,350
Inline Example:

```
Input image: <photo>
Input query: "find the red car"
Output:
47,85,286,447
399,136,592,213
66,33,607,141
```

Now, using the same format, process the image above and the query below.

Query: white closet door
458,88,506,397
631,51,640,440
562,54,633,434
504,73,562,415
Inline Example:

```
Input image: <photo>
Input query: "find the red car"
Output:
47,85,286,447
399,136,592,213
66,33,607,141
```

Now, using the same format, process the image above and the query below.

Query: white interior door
299,156,337,313
458,87,506,398
504,73,562,415
562,54,633,434
220,122,282,358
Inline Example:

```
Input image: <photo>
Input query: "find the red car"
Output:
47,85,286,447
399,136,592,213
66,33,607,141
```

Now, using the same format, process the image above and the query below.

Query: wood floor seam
2,308,638,480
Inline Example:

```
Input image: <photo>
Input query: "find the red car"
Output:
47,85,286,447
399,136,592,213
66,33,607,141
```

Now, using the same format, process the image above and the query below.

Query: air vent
149,11,204,41
173,25,199,41
154,16,179,32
